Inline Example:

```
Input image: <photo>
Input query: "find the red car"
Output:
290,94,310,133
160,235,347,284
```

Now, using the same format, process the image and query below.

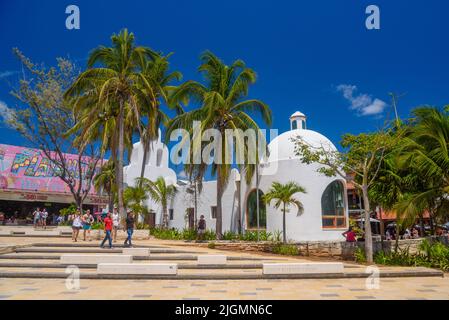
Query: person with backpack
197,215,206,241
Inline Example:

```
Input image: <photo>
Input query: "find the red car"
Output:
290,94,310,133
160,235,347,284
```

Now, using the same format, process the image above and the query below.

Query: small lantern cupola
290,111,307,130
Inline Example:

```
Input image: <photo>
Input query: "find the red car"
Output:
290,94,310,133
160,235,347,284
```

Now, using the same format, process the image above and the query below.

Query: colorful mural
0,144,101,194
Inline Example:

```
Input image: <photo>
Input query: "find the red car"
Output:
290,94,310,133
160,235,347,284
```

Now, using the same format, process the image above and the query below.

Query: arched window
321,181,346,229
156,149,163,167
246,189,266,229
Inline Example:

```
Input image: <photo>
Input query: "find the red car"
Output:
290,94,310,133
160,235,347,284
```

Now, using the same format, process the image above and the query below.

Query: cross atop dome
290,111,307,130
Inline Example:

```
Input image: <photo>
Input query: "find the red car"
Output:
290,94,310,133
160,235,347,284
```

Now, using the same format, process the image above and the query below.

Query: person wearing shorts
82,209,94,241
71,210,83,242
112,208,120,242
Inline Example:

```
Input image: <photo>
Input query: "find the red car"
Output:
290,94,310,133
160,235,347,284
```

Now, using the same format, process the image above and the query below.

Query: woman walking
112,207,120,243
124,209,135,248
71,210,83,242
82,209,94,241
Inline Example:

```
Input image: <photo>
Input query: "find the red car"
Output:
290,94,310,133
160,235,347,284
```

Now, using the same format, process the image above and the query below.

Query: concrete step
31,243,164,248
15,248,198,254
97,263,177,275
0,269,443,280
60,254,133,265
0,262,264,269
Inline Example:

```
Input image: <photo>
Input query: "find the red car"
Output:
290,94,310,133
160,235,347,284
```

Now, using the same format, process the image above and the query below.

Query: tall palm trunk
140,142,149,180
117,99,126,219
362,184,373,263
283,203,287,244
216,166,223,239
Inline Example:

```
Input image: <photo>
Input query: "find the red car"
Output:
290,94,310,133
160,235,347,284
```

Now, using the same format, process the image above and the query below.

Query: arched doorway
246,189,266,229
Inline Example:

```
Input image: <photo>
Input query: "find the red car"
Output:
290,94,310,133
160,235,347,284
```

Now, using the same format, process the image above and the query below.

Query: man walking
33,207,41,228
197,215,206,241
100,212,113,249
124,209,135,248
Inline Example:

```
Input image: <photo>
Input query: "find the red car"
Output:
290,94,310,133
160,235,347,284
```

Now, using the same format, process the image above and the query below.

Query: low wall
189,237,449,260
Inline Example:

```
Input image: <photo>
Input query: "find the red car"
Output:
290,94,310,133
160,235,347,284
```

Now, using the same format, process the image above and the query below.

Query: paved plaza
0,235,448,300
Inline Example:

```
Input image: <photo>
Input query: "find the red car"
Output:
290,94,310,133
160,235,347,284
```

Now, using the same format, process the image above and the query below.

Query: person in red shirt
342,226,357,243
100,212,113,249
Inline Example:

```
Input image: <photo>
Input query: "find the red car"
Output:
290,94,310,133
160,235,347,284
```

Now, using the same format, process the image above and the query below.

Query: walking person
124,209,135,248
82,209,94,241
100,212,113,249
33,207,41,228
71,210,83,242
112,207,120,242
197,215,206,241
41,208,48,230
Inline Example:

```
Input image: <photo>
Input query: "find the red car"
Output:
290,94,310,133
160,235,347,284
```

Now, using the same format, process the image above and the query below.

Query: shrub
354,247,367,263
271,243,299,256
358,239,449,272
91,222,103,230
208,242,216,249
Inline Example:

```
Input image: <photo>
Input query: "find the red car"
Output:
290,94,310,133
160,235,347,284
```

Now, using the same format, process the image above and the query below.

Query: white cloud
336,84,387,116
0,101,18,128
0,71,18,79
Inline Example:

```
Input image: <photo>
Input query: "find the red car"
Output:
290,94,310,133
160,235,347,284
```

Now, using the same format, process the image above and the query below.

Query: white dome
290,111,306,118
266,129,337,163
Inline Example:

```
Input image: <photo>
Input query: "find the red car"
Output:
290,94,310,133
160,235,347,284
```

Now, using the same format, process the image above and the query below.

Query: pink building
0,144,107,222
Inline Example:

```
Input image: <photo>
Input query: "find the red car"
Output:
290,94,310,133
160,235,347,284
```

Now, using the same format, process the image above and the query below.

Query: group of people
69,207,135,248
32,207,49,229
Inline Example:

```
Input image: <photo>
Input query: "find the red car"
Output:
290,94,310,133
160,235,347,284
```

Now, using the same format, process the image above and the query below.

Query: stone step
0,262,263,269
263,262,345,275
0,269,443,280
0,254,276,261
197,255,227,265
122,248,150,256
97,263,177,275
31,243,164,248
15,248,196,254
60,254,133,265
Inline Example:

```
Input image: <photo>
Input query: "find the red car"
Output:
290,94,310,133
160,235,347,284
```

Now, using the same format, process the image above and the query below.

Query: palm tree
137,177,177,228
138,53,183,180
166,51,272,238
65,29,160,218
263,182,306,243
94,160,117,211
124,183,149,220
394,106,449,233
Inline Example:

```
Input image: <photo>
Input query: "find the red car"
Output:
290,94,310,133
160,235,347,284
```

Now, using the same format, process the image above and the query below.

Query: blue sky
0,0,448,158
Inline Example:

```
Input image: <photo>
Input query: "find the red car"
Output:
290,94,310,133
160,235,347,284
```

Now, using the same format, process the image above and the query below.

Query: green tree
166,51,272,238
394,106,449,233
94,160,117,211
293,132,395,263
65,29,159,218
124,183,149,218
137,177,177,228
7,49,102,211
263,182,306,243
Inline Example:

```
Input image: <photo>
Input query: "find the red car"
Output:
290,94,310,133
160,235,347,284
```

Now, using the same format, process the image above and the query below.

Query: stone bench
97,263,177,275
122,248,150,257
60,254,133,265
263,262,344,275
197,255,227,265
0,230,12,236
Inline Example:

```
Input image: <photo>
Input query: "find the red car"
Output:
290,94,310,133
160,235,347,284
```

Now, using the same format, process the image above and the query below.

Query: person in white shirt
41,209,48,229
112,207,120,242
33,208,41,228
